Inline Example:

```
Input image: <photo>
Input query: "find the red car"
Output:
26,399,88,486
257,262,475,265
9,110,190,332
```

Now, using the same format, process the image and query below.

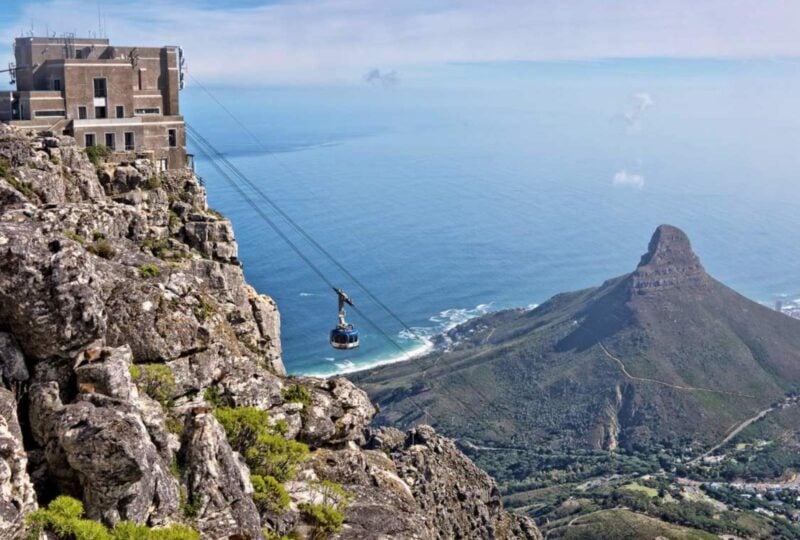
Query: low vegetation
145,175,163,190
26,496,200,540
85,145,112,167
299,481,353,539
64,230,86,245
87,239,116,259
281,384,312,410
130,364,176,407
139,263,161,278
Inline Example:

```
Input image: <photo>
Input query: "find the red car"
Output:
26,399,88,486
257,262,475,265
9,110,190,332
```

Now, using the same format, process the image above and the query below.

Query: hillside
351,224,800,453
0,126,539,539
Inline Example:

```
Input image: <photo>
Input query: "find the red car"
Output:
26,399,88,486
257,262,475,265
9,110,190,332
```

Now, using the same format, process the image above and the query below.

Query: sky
1,0,800,87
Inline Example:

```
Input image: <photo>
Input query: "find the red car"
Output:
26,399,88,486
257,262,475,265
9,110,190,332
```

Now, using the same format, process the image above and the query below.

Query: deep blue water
183,60,800,376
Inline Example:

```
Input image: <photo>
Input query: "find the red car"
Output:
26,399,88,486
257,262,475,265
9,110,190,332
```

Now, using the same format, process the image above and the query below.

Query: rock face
0,127,538,539
632,224,708,293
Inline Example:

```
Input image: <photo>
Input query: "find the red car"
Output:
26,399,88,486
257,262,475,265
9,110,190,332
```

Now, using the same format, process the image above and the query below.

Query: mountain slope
351,225,800,452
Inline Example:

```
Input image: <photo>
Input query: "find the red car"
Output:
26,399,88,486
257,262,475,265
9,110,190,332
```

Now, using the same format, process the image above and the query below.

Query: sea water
183,60,800,376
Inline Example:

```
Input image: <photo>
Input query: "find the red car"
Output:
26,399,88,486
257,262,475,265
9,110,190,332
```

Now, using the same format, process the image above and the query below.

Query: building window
34,110,66,117
53,79,62,91
116,105,124,118
75,50,83,59
105,133,116,150
134,108,160,115
124,132,135,151
85,133,96,147
78,106,87,120
168,129,177,148
95,106,107,119
93,78,107,98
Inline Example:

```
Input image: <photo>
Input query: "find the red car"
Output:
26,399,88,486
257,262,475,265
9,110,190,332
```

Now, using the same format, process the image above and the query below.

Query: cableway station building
0,35,188,170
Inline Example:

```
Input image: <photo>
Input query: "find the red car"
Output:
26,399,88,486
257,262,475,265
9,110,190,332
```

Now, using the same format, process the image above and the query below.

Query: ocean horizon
184,59,800,376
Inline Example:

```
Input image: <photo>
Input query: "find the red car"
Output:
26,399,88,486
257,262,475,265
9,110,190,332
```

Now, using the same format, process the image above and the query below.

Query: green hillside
351,225,800,453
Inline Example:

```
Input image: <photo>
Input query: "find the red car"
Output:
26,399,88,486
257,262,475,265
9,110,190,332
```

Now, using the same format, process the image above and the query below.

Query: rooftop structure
1,35,187,171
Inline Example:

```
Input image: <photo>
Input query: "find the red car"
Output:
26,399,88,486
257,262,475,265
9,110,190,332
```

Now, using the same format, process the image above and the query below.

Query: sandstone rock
0,388,37,538
0,333,29,388
28,383,179,526
181,410,263,540
297,377,377,447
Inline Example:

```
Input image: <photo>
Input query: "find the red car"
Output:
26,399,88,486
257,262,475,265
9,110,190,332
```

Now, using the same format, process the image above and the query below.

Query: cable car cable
185,75,426,344
188,130,440,426
187,130,412,358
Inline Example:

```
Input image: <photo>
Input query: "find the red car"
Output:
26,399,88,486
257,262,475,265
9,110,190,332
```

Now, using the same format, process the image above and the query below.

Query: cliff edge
0,125,539,539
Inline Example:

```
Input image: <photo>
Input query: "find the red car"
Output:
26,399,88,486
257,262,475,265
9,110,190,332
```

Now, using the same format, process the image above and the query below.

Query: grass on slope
552,509,716,540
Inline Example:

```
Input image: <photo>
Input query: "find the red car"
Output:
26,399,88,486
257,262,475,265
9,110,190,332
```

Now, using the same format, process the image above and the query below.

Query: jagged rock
183,216,238,262
28,383,179,526
0,130,539,539
298,377,377,447
632,224,707,292
381,426,541,540
181,409,263,540
0,333,29,387
74,345,136,401
0,226,107,359
0,388,37,538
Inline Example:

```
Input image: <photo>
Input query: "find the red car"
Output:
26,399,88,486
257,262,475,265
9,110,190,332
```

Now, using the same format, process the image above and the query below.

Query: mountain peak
632,225,707,293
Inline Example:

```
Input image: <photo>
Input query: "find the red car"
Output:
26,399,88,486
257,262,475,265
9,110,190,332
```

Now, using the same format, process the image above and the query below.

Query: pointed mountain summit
632,224,707,292
352,225,800,452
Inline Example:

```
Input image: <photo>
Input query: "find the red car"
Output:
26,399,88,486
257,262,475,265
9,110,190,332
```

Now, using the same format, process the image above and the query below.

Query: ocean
183,60,800,376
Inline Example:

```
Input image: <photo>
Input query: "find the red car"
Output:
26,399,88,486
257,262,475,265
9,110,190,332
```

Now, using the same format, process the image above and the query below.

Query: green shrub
139,263,161,278
166,415,184,435
194,296,214,321
179,488,201,519
282,384,312,410
298,503,345,538
145,176,162,190
214,407,271,451
111,521,150,540
64,230,86,245
26,496,200,540
251,474,290,513
85,145,111,166
245,431,309,483
92,231,106,241
298,481,352,538
147,525,200,540
0,159,10,179
8,177,35,198
130,364,175,407
214,406,309,483
203,386,226,408
88,239,116,260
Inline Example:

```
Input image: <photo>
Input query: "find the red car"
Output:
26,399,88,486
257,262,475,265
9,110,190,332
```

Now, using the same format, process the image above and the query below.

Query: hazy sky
2,0,800,86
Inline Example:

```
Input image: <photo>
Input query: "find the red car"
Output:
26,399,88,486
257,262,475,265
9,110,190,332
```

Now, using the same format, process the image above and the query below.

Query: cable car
330,287,359,349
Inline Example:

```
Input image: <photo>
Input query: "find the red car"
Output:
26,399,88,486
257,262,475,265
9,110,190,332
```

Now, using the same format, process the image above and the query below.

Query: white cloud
624,92,654,130
2,0,800,85
613,169,645,189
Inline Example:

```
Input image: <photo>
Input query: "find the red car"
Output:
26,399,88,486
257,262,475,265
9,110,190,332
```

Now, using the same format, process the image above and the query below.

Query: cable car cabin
330,326,359,350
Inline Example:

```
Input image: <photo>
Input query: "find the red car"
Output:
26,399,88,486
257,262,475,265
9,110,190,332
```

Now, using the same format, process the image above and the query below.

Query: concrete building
1,35,187,170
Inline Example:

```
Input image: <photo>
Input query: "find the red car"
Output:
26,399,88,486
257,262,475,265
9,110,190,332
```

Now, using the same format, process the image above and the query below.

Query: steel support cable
185,75,425,344
186,130,419,362
188,130,440,426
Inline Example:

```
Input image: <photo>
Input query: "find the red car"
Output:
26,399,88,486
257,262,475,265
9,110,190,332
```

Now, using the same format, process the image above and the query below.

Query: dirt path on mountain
599,343,755,398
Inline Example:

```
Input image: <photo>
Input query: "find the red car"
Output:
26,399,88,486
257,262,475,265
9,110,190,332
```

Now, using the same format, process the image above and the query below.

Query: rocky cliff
0,126,539,539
